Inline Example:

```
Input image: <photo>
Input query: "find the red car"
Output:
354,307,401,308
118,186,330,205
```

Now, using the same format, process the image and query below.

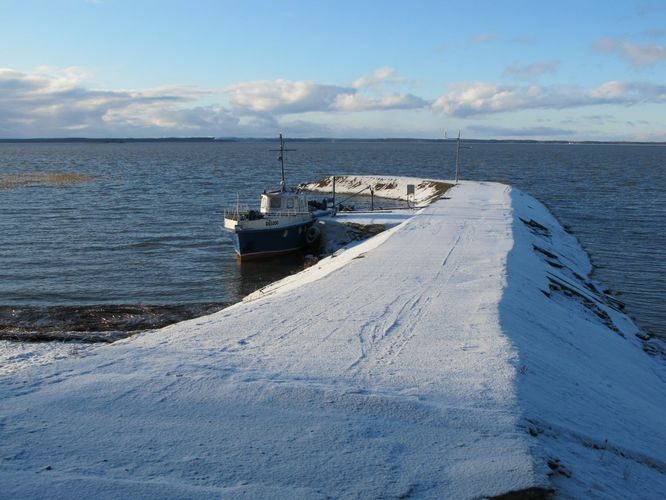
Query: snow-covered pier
1,178,665,498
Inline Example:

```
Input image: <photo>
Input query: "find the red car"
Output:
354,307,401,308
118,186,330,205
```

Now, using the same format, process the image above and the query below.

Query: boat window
270,197,282,209
287,198,294,209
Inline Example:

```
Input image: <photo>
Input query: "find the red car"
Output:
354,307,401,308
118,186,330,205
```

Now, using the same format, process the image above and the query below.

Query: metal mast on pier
455,130,461,184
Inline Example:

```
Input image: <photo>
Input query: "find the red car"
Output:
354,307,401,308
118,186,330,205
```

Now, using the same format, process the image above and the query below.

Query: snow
299,175,452,205
309,209,415,257
322,208,416,228
0,341,95,377
1,178,664,499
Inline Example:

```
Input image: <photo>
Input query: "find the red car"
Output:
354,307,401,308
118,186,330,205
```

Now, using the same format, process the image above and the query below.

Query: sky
1,0,666,140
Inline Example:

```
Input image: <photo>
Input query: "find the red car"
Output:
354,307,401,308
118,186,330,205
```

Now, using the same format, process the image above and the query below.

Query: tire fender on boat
305,225,321,245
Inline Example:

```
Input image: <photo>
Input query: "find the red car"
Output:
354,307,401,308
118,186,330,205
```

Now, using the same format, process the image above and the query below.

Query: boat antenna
270,133,295,191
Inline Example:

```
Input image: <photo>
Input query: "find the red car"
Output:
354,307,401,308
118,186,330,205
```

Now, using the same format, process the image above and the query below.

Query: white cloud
225,77,425,114
432,82,545,116
104,103,239,131
351,67,404,89
432,80,666,116
225,79,353,114
0,67,231,137
503,60,560,80
592,37,666,66
0,68,431,137
2,67,664,139
333,93,428,112
588,80,628,99
588,80,666,101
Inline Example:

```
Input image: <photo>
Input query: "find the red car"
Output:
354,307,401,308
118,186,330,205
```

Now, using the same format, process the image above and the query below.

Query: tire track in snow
345,222,469,378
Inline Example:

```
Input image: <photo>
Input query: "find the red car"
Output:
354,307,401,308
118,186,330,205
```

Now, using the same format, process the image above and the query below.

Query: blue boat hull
232,220,314,260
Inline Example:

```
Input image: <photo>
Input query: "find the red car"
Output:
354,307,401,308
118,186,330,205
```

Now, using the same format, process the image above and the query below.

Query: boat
223,135,322,260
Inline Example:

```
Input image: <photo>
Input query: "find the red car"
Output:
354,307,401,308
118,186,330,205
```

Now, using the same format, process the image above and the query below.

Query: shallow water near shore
0,141,664,341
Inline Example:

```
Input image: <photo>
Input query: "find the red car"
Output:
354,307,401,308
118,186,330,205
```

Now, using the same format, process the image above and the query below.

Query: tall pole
455,130,461,184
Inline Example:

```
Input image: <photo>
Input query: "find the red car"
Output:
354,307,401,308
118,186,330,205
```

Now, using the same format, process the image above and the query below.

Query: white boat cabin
260,190,309,214
224,189,313,232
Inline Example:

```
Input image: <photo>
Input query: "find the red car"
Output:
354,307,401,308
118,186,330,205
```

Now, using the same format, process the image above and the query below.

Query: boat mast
270,134,295,192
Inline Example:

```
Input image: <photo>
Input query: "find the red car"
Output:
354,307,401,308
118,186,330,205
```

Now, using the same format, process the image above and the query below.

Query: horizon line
1,136,666,145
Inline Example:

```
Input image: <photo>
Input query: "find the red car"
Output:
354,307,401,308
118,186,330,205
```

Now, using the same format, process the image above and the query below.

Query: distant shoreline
0,137,217,143
0,137,665,145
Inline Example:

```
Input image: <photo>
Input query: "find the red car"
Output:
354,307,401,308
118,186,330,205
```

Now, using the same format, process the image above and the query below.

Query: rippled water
0,141,664,340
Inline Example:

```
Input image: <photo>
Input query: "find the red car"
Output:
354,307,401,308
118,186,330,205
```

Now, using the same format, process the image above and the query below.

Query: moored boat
223,135,323,260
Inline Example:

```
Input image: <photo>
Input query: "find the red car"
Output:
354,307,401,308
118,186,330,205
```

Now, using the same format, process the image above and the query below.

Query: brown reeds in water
0,172,95,189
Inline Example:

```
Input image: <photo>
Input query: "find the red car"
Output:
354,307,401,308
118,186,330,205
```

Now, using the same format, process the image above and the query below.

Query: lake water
1,141,664,341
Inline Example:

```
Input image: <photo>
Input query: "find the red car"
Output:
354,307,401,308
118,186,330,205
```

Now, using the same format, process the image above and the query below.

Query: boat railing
224,207,313,221
263,210,312,217
223,204,251,221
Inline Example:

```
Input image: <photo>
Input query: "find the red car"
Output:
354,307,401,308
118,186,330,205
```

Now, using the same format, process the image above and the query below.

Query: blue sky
1,0,665,139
